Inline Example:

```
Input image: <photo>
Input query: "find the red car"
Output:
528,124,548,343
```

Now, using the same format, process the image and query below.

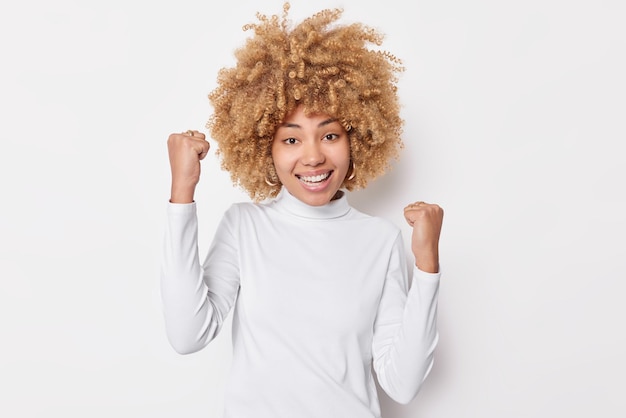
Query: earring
265,166,280,187
265,176,279,187
347,161,356,181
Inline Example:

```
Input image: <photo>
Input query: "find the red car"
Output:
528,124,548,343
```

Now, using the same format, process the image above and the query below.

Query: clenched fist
167,130,210,203
404,201,444,273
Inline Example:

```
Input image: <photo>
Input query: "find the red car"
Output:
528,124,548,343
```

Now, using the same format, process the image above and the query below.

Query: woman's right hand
167,130,210,203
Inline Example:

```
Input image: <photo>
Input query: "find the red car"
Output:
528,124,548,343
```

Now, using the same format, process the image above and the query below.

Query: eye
283,137,298,145
323,133,339,141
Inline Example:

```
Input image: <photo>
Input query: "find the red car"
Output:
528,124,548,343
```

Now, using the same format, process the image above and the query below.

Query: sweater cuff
167,200,197,216
413,265,441,283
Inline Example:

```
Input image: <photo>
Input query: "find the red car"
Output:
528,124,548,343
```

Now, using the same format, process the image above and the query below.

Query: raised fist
167,130,210,203
404,201,444,273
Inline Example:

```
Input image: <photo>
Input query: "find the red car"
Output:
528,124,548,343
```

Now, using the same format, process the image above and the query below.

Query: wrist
415,260,439,274
170,184,195,204
413,248,439,273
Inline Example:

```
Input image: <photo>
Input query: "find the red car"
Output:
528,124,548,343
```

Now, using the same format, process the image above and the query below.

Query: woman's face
271,106,351,206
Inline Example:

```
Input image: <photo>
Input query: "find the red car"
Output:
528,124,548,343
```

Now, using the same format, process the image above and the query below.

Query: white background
1,0,624,417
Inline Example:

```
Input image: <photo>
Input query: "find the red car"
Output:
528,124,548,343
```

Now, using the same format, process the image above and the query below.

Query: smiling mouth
297,171,332,184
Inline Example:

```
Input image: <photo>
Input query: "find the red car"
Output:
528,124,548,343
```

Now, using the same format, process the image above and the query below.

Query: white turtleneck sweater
161,188,440,418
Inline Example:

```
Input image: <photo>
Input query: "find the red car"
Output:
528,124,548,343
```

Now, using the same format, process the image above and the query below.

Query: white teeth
299,172,331,183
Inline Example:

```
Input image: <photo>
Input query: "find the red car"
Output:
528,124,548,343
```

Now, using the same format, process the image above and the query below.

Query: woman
161,3,443,417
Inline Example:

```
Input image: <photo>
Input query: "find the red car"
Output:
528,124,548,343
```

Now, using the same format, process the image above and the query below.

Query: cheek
270,144,290,173
270,142,281,165
335,142,351,170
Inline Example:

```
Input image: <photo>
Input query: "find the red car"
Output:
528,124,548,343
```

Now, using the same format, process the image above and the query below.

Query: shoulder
229,199,272,214
222,199,273,223
346,207,403,244
212,201,266,239
349,206,400,231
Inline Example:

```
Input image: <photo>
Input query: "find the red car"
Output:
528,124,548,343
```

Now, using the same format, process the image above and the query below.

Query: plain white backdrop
1,0,624,417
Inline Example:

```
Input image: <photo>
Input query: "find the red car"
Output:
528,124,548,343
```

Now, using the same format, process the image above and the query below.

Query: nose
301,141,325,166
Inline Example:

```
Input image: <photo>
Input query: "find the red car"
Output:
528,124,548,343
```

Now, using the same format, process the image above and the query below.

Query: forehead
280,106,336,126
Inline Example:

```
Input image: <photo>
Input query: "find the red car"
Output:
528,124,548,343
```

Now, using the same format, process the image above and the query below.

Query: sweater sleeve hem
413,265,441,283
167,201,197,216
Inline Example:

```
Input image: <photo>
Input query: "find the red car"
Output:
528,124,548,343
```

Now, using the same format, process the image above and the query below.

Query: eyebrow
280,118,337,129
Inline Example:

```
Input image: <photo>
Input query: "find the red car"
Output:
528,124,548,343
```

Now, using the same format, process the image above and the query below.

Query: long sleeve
160,189,441,417
371,233,440,404
160,203,240,355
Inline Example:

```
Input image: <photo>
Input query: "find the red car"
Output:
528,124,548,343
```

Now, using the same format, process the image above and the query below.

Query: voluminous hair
207,2,405,201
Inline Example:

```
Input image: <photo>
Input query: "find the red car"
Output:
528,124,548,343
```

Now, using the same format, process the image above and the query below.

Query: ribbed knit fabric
161,188,440,418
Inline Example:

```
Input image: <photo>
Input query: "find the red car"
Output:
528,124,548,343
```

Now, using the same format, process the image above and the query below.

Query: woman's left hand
404,201,444,273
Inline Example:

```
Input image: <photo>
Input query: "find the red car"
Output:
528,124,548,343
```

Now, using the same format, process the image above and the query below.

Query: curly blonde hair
207,2,405,201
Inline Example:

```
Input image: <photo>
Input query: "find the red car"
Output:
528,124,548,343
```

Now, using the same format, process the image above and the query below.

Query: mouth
296,171,332,185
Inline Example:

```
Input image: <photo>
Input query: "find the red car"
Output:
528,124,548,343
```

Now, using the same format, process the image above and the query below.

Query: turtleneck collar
270,187,352,219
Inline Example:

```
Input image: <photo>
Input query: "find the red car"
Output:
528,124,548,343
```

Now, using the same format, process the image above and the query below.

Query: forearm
414,249,439,273
160,202,220,354
373,266,440,404
169,182,196,204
